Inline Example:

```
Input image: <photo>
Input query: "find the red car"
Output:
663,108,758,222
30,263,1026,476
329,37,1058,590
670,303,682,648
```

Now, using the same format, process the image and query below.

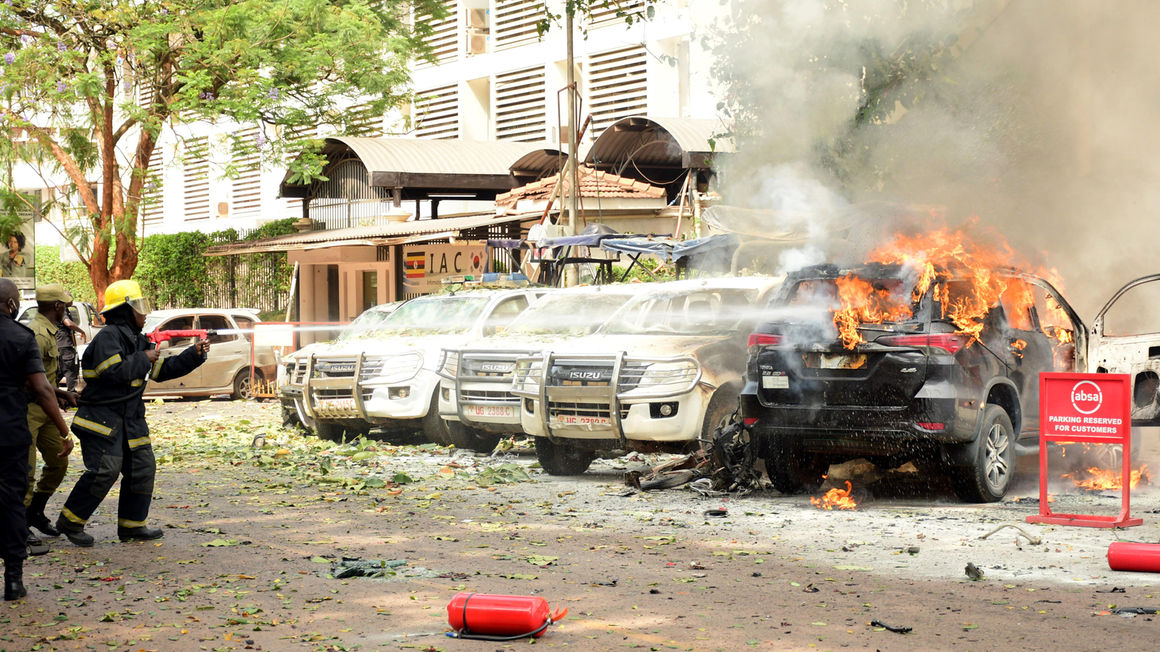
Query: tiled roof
495,165,666,213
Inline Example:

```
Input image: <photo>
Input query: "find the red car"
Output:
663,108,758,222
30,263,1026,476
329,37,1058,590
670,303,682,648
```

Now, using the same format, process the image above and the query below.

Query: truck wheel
762,435,824,495
445,420,503,453
422,393,453,446
231,369,260,400
535,438,594,475
701,387,740,445
952,404,1015,502
316,422,346,443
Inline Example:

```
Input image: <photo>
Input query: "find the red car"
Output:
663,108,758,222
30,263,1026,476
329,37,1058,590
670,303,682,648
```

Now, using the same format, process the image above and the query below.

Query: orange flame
1062,464,1152,491
830,220,1073,357
811,480,858,510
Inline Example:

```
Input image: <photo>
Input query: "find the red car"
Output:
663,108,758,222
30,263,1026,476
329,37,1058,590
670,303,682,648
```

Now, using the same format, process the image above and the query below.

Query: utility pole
564,7,580,287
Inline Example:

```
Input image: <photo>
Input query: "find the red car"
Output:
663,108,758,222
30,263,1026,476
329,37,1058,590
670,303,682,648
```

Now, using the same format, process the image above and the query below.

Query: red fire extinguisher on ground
1108,541,1160,572
446,592,568,640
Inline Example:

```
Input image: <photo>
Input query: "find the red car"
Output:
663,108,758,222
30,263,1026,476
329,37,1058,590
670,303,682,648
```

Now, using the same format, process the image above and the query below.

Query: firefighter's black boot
27,493,60,538
118,526,164,542
55,516,94,548
3,559,26,601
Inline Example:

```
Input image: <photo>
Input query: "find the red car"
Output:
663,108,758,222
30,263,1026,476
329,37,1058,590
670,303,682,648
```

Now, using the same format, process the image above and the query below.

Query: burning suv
437,284,641,452
289,288,544,442
511,277,783,475
741,262,1083,502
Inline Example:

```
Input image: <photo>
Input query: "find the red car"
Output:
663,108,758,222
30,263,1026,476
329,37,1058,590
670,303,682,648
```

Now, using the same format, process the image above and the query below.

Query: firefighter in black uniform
0,279,72,600
55,280,208,547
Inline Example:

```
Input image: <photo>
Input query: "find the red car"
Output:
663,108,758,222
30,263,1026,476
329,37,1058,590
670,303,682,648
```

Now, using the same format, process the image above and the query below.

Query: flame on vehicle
1062,464,1152,491
830,222,1071,353
811,479,858,510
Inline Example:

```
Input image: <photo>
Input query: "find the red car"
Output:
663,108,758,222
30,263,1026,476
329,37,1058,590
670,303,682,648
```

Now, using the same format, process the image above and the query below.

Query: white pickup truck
288,288,546,442
510,276,783,474
437,284,642,452
18,299,103,345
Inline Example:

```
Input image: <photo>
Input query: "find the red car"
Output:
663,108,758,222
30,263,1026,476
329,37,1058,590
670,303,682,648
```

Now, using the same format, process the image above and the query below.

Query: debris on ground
979,523,1043,545
331,558,409,578
965,562,985,581
870,619,913,634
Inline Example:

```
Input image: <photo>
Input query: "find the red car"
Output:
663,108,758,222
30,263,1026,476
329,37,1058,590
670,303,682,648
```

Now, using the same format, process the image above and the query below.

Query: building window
417,0,460,66
587,45,649,138
231,127,262,219
494,0,543,51
413,85,459,139
495,66,546,142
183,136,210,223
141,147,165,230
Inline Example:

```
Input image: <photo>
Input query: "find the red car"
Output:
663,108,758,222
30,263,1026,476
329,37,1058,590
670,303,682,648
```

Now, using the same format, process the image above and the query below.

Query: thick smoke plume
711,0,1160,318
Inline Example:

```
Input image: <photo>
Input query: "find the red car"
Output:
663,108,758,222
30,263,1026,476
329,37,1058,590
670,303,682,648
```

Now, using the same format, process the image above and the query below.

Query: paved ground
4,399,1160,651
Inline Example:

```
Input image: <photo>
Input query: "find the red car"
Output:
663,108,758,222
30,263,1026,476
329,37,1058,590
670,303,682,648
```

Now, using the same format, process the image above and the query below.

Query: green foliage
33,246,96,304
0,0,445,283
134,218,297,309
611,256,676,283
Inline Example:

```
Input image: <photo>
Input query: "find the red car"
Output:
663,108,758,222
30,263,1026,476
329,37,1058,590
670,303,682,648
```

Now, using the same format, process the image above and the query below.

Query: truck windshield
600,288,757,336
358,295,490,337
503,292,635,337
338,306,398,341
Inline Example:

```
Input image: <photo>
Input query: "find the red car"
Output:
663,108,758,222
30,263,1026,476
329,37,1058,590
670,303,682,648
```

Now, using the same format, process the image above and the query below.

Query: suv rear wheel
762,435,826,495
535,438,595,475
952,405,1015,502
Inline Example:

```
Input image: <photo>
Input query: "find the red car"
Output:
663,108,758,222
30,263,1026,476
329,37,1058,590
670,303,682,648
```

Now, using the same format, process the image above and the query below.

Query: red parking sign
1028,373,1141,528
1041,374,1129,442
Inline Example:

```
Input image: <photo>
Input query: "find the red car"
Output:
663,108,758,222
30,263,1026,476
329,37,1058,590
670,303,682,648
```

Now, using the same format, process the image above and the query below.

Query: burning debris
811,480,858,511
1062,464,1152,491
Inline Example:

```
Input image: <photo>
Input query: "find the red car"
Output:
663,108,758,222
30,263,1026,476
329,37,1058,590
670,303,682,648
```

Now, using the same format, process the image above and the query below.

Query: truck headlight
364,352,423,384
633,360,700,395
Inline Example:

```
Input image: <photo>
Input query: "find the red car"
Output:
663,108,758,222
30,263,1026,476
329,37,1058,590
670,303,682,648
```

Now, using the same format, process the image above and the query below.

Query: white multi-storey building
19,0,724,247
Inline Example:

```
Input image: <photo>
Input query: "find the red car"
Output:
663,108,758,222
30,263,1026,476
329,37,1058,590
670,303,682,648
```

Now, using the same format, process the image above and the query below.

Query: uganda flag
405,251,425,279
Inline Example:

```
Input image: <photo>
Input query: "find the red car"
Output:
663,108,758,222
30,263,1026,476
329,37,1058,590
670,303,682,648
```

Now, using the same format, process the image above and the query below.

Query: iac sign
428,250,478,274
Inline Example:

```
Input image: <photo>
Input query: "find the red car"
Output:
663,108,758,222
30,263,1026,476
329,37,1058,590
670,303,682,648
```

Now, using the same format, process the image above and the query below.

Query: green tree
0,0,443,307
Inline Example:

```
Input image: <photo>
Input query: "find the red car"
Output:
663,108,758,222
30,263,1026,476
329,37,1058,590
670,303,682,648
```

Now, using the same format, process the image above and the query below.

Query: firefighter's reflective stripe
60,507,88,525
94,353,123,375
73,417,112,436
118,517,147,528
130,379,143,387
82,368,98,379
149,358,163,380
127,436,151,449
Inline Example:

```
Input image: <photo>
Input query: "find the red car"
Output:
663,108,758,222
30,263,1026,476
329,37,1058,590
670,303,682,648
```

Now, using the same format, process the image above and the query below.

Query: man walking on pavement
57,300,86,393
56,280,208,547
0,279,72,601
25,284,79,546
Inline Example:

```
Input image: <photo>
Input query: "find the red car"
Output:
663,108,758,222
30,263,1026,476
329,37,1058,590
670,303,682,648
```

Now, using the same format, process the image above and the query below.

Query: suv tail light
879,333,968,355
748,333,782,354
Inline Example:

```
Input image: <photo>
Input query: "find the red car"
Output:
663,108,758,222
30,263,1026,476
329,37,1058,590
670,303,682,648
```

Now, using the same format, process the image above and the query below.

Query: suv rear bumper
740,389,974,455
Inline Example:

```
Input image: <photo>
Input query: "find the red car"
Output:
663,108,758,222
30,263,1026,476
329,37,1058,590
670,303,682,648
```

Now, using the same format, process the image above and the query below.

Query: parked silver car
142,308,275,399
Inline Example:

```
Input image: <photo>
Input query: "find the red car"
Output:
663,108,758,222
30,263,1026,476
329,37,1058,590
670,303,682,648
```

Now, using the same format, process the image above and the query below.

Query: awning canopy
203,213,536,256
585,116,733,175
280,137,566,200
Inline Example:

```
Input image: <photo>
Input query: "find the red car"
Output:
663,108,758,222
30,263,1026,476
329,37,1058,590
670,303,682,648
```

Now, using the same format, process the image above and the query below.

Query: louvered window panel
183,136,210,222
586,0,646,27
416,0,459,66
414,85,459,140
283,126,318,217
347,103,385,137
495,67,546,142
587,45,648,138
494,0,544,51
141,148,165,229
231,128,262,218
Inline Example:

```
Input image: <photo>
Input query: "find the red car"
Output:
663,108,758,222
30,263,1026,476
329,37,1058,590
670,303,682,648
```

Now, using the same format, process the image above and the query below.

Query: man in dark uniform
56,280,208,547
25,284,78,540
0,279,72,601
57,302,86,393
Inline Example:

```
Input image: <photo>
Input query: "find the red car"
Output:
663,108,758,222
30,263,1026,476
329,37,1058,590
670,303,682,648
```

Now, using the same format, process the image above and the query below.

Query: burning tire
761,435,826,495
445,420,503,453
535,438,595,475
952,405,1015,502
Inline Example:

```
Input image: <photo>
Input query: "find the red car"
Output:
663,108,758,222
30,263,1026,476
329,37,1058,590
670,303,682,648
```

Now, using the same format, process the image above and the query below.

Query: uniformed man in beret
24,284,78,545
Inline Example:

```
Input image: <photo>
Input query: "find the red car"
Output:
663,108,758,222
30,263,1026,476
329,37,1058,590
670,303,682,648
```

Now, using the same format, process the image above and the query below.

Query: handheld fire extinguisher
446,592,568,640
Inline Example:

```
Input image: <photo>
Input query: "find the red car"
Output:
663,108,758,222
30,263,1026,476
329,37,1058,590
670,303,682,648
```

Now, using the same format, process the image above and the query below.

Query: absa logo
1070,380,1103,415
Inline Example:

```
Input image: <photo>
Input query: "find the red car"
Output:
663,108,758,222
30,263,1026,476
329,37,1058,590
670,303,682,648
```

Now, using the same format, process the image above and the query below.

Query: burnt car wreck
740,262,1084,502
